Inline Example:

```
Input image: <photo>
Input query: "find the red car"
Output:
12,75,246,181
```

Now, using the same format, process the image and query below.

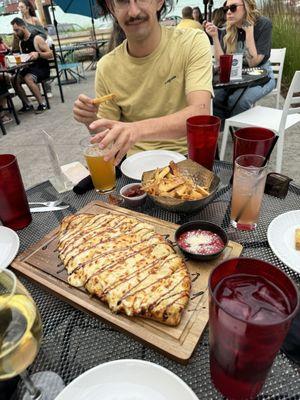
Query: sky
0,0,225,34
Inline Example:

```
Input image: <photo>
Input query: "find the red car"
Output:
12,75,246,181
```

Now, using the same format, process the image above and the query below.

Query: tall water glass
0,154,32,230
219,54,233,83
209,258,299,400
233,127,275,163
187,115,221,170
231,154,267,230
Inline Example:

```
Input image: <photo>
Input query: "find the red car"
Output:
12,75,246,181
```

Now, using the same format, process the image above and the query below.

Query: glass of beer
14,54,21,64
231,154,267,230
82,138,116,193
0,268,64,398
209,258,299,400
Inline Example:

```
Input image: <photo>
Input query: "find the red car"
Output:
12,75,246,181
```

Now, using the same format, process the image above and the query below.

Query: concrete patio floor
1,69,300,190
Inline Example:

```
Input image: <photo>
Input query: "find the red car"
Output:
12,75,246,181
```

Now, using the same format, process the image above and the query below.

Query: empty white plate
121,150,186,180
0,226,20,269
55,359,199,400
267,210,300,274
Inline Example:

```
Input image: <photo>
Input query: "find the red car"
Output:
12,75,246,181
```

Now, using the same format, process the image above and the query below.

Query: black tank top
20,33,49,70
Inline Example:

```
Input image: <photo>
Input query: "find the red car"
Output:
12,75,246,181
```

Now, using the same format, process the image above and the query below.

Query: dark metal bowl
175,220,228,261
141,159,220,213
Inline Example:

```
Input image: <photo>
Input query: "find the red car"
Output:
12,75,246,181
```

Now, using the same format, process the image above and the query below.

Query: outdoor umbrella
54,0,99,40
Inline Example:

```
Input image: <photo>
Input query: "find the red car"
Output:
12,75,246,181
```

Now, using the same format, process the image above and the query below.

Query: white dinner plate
267,210,300,273
121,150,186,180
0,226,20,269
55,359,199,400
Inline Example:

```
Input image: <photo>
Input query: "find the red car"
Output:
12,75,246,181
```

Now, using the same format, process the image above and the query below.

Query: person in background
212,7,226,28
73,0,213,165
176,6,203,30
0,37,10,54
192,6,204,24
11,0,47,53
18,0,47,38
205,0,275,119
11,18,52,114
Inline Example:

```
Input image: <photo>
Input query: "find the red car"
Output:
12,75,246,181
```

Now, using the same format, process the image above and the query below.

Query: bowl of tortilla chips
141,159,220,213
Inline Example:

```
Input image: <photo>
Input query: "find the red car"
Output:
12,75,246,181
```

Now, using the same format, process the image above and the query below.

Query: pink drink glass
233,127,275,163
186,115,221,170
0,154,32,230
219,54,233,83
209,258,299,400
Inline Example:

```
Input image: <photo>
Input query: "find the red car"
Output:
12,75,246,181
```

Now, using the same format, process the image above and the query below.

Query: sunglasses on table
223,4,244,13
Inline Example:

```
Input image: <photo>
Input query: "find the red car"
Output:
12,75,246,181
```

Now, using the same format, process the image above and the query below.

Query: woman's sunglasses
223,4,244,13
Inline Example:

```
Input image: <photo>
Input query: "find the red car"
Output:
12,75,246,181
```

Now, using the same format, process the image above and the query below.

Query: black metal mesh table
16,161,300,399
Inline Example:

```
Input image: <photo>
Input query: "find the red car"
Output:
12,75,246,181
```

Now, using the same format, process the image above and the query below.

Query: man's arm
90,90,211,165
30,36,53,60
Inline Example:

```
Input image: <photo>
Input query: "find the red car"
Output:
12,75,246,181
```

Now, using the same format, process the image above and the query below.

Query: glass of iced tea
209,258,299,400
82,139,116,193
231,154,267,230
0,269,64,398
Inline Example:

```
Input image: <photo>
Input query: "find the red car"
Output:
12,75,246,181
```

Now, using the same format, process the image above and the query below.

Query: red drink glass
233,127,275,163
0,54,5,68
219,54,233,83
186,115,221,170
0,154,32,230
209,258,299,400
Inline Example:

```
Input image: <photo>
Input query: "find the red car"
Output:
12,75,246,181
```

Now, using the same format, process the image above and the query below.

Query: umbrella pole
203,0,208,21
49,0,64,62
208,0,213,22
89,0,100,67
50,0,78,84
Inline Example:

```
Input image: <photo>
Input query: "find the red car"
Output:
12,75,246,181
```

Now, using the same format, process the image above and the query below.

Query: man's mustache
125,15,148,25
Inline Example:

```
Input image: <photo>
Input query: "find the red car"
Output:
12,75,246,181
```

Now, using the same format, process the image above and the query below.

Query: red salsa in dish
178,229,224,255
123,185,144,198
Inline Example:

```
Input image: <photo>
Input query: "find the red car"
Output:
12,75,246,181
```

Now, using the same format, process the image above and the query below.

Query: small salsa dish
120,183,147,207
175,221,228,261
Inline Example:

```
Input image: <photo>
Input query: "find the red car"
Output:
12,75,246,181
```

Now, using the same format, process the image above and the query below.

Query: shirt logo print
164,75,176,85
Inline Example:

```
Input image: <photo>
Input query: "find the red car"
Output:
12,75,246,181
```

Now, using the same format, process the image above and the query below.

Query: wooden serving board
12,201,242,363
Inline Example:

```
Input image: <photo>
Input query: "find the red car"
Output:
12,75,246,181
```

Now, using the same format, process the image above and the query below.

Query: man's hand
73,94,98,126
28,52,39,60
89,119,140,165
205,22,219,39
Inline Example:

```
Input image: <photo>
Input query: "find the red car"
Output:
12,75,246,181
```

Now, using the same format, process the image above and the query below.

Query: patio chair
219,70,300,173
45,45,65,103
265,48,286,109
0,90,20,136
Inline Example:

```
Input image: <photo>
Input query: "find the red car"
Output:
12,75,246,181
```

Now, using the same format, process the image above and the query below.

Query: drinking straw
234,135,279,223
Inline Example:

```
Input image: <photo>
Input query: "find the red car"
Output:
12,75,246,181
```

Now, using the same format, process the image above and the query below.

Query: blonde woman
205,0,275,118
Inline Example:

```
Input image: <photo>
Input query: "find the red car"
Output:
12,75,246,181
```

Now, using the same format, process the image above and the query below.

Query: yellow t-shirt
175,19,203,30
95,26,213,155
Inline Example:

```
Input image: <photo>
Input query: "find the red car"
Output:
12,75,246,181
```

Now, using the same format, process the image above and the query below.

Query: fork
28,200,65,207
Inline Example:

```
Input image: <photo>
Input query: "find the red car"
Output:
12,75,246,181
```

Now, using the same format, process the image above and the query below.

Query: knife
30,205,70,212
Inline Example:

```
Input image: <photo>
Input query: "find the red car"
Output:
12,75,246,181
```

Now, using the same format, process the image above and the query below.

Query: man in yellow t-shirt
73,0,213,165
176,6,203,30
